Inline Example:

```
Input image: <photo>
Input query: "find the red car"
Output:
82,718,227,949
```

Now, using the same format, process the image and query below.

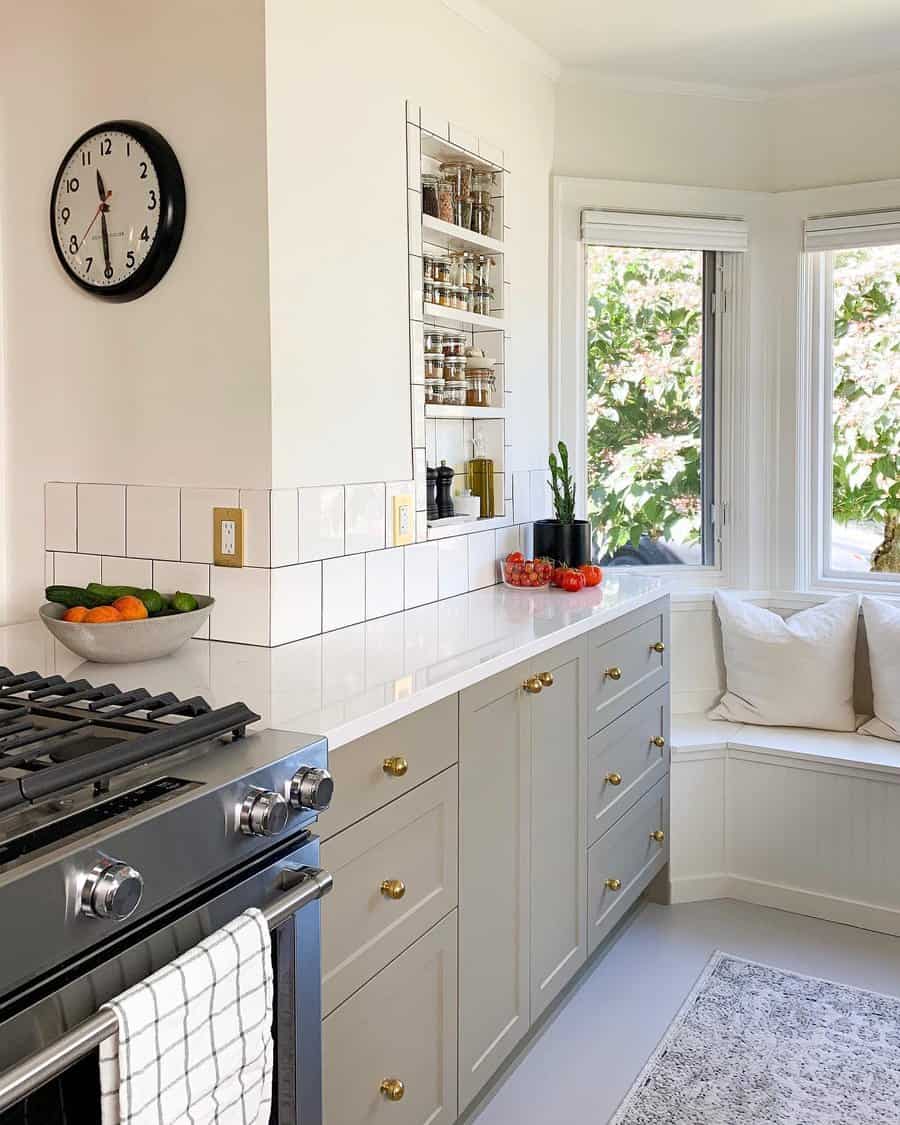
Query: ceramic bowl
39,597,214,663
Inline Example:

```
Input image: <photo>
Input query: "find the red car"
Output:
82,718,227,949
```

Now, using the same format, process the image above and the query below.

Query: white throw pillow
859,597,900,742
711,591,860,731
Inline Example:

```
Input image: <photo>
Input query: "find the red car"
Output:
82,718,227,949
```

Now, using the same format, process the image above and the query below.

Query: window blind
581,210,749,252
804,210,900,252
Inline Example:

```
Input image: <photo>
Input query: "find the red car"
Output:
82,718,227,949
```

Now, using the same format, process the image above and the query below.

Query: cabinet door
458,667,531,1111
322,912,458,1125
529,637,587,1021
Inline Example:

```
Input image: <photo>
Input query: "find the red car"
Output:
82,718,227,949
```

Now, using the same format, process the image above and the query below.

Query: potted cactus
533,441,592,567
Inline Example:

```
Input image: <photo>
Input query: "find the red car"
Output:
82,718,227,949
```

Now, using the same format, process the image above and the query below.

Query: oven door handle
0,866,333,1114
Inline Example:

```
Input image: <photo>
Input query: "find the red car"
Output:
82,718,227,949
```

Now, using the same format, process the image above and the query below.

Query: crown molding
440,0,561,82
561,64,900,104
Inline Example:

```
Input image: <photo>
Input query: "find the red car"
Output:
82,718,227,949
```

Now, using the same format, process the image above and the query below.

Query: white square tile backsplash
270,489,300,567
299,486,345,562
345,483,386,555
530,470,551,522
404,542,438,609
210,565,270,646
181,488,239,564
322,554,366,632
77,484,125,556
271,562,322,645
153,560,211,639
102,556,153,589
239,489,271,568
45,483,77,553
512,471,532,525
54,552,101,588
126,486,180,561
467,530,497,590
365,547,404,619
438,537,468,599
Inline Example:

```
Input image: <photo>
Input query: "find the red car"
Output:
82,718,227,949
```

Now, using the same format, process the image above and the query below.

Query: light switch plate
392,494,414,546
213,507,245,567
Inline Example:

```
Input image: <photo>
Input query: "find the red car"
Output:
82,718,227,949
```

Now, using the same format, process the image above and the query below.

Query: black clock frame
50,120,186,303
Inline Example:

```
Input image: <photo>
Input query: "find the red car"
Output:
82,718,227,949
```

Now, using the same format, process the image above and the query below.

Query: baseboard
670,874,731,903
728,876,900,939
673,872,900,938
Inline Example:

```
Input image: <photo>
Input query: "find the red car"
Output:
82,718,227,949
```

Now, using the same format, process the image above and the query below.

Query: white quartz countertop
4,574,663,750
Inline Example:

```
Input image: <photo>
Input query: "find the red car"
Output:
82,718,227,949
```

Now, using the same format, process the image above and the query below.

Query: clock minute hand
96,169,107,203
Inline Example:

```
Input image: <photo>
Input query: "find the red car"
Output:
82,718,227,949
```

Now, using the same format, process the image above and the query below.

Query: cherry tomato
561,569,586,592
506,552,524,565
578,564,602,587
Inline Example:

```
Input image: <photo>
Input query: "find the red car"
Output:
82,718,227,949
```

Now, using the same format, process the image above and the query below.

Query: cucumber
45,585,108,609
86,583,165,616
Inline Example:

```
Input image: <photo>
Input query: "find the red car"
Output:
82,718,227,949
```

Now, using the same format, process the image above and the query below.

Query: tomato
550,566,566,588
505,552,524,565
560,569,586,593
578,564,603,588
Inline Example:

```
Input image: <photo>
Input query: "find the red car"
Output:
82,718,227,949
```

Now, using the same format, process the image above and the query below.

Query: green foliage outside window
586,247,704,561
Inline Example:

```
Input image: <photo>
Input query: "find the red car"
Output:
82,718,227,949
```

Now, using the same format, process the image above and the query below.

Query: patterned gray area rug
611,952,900,1125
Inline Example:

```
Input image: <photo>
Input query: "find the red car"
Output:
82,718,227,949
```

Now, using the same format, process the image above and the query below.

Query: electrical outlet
213,507,245,567
392,494,414,546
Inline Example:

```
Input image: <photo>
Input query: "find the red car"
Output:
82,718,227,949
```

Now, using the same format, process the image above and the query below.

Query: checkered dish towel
99,908,274,1125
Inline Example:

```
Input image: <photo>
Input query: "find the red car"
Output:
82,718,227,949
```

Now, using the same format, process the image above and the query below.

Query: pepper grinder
426,465,439,522
436,460,455,519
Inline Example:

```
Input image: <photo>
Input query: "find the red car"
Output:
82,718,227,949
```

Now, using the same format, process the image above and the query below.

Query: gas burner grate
0,668,259,814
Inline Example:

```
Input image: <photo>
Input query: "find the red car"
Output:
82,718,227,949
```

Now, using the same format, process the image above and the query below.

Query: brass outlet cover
213,507,245,567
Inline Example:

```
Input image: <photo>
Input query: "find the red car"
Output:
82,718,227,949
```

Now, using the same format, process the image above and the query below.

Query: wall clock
50,120,186,302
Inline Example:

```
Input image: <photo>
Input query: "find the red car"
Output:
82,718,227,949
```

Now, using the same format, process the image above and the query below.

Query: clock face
50,121,185,301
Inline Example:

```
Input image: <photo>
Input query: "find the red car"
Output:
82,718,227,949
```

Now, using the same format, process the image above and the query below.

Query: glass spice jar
424,353,444,379
421,174,440,218
471,203,494,236
454,197,473,230
423,280,434,304
442,334,466,357
424,331,444,353
465,288,476,313
469,189,492,210
444,356,467,383
474,256,493,287
423,256,435,281
433,258,451,284
472,170,496,193
437,179,454,224
453,286,469,310
439,161,474,199
442,380,467,406
473,287,493,315
462,254,475,287
425,378,444,404
432,282,450,307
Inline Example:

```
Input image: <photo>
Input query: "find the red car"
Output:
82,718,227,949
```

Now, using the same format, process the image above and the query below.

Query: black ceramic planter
532,519,592,568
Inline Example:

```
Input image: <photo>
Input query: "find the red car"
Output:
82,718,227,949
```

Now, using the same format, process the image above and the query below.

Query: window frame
800,249,900,594
582,244,722,570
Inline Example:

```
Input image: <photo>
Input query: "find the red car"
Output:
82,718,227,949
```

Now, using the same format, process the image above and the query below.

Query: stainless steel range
0,666,333,1124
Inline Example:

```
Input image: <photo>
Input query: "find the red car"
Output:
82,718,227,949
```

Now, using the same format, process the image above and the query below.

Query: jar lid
422,173,440,185
444,333,467,343
424,351,444,359
439,161,473,171
443,380,466,389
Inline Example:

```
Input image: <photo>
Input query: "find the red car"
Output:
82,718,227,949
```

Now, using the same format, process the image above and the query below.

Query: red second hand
76,190,112,253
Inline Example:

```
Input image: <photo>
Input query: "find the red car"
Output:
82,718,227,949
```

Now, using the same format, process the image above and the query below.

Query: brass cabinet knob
383,756,409,778
651,641,666,654
605,666,622,681
651,735,666,749
523,676,543,694
380,1078,405,1101
605,772,623,786
605,878,622,891
380,879,406,900
650,830,666,843
537,671,554,687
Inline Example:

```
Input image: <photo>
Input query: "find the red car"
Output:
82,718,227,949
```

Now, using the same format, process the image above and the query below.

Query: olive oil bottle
465,437,494,518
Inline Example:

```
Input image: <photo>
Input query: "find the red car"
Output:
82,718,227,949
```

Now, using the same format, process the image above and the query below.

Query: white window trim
798,249,900,596
552,178,758,590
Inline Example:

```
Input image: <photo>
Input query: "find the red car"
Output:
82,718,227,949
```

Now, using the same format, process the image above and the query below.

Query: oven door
0,834,324,1125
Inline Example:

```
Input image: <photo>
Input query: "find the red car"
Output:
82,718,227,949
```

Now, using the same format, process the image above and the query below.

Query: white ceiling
474,0,900,93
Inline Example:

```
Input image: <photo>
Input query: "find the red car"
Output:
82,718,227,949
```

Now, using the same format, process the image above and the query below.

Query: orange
112,595,148,621
83,605,124,624
62,606,89,623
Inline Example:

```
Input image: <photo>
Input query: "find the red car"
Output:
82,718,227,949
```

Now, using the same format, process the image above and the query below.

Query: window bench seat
669,713,900,936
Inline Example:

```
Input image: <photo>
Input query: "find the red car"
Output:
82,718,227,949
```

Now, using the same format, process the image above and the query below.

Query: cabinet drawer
323,913,458,1125
587,686,670,846
318,694,458,841
321,768,458,1015
587,777,669,954
588,600,670,733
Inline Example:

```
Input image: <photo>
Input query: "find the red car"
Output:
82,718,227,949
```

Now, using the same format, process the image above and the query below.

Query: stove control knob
289,767,334,813
81,861,144,921
240,790,290,837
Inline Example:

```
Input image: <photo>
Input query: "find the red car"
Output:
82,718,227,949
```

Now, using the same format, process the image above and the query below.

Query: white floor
468,898,900,1125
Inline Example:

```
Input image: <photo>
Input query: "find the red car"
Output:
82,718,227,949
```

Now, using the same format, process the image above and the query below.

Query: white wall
0,0,272,620
265,0,557,488
553,77,771,192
